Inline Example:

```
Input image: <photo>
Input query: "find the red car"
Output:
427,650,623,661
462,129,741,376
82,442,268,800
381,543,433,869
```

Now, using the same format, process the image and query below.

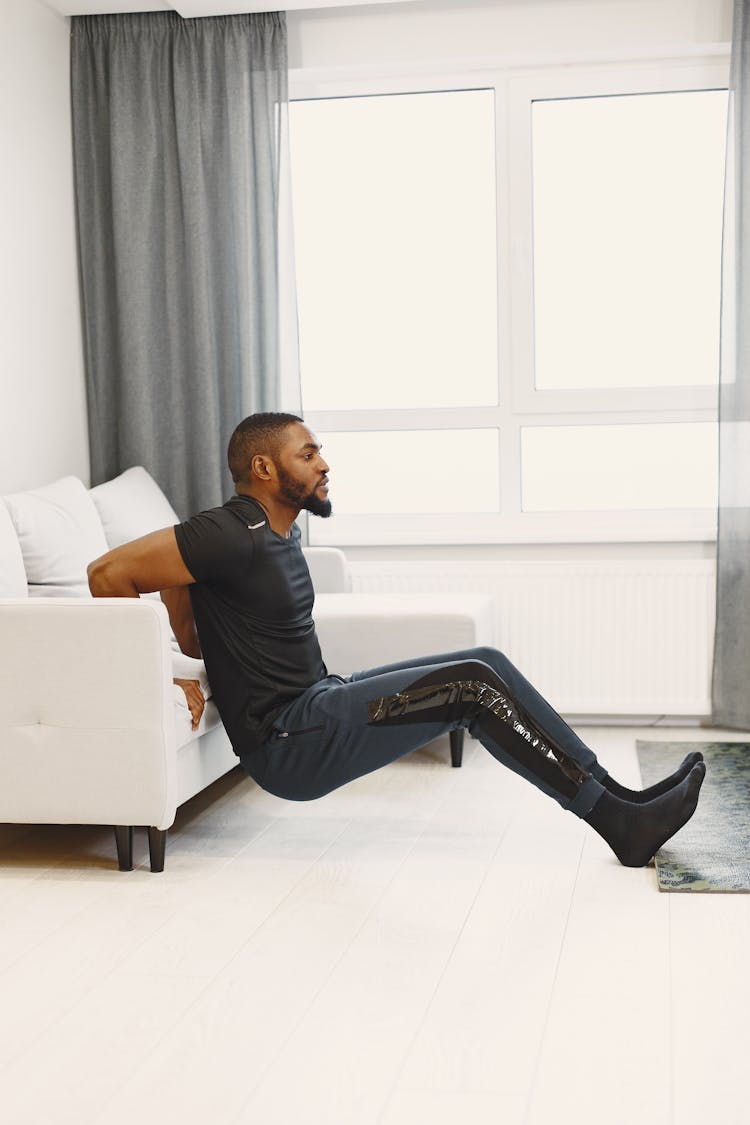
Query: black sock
602,751,704,804
584,762,706,867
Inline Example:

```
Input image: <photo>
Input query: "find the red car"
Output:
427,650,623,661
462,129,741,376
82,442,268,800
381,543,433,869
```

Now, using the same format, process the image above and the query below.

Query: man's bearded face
277,464,332,518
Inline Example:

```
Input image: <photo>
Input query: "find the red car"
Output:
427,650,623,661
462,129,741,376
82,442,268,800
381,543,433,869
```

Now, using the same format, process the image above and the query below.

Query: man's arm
87,527,195,597
160,585,201,659
88,528,206,729
89,528,200,654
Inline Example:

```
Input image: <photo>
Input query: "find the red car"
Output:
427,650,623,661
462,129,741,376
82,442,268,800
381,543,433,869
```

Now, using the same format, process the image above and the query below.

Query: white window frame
289,50,729,547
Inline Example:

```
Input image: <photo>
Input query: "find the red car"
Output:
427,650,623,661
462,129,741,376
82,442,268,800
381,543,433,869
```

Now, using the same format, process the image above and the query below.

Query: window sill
307,510,718,547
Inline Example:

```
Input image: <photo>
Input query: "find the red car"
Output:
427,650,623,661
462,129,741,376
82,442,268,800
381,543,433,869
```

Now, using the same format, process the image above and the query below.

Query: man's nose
320,457,330,473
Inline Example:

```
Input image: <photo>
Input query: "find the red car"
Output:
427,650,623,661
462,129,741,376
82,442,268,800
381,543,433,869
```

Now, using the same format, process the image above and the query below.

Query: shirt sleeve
174,507,252,584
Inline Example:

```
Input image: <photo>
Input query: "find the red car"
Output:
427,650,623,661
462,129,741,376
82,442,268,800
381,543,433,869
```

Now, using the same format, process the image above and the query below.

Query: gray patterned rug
636,741,750,892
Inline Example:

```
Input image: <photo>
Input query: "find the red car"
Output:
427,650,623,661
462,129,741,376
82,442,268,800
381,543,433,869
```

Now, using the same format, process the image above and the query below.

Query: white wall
0,0,88,494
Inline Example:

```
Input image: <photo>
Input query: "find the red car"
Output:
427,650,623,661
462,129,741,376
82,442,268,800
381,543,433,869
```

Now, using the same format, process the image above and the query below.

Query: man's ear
251,454,273,482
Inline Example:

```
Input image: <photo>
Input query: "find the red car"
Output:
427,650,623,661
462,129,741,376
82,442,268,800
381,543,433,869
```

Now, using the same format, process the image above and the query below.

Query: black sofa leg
148,828,167,873
114,826,134,871
450,729,464,768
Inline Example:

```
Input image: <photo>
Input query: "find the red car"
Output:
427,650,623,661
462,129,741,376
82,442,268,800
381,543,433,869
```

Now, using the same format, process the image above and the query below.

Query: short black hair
227,412,303,485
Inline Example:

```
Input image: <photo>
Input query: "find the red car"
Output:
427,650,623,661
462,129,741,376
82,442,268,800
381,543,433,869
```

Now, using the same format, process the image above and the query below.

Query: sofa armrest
0,597,178,828
0,597,173,724
312,592,495,677
302,547,352,593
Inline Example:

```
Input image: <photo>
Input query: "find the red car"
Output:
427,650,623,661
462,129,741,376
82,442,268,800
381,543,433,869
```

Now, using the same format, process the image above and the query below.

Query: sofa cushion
90,466,179,549
0,501,28,598
3,477,109,597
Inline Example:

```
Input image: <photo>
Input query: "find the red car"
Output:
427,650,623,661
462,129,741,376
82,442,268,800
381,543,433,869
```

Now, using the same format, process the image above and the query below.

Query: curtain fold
71,11,298,518
712,0,750,726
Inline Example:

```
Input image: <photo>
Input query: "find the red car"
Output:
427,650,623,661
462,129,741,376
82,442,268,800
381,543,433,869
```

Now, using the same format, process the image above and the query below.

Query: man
88,412,705,867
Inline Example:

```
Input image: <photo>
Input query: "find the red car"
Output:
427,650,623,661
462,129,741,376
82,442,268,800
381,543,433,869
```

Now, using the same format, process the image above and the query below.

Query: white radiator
349,559,715,717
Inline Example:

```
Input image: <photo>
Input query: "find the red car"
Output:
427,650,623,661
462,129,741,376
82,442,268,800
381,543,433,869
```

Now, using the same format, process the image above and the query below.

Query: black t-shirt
173,494,327,755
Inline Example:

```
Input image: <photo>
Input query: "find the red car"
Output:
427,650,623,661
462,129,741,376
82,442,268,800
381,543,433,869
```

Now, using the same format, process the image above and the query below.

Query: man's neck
237,488,299,539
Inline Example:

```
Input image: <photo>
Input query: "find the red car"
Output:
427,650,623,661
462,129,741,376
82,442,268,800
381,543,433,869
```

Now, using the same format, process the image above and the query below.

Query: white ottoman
312,592,495,767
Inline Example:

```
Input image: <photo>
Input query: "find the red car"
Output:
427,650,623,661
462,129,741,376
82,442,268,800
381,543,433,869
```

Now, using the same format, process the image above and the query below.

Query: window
521,422,718,513
316,429,500,515
531,91,726,392
289,59,728,544
290,91,497,412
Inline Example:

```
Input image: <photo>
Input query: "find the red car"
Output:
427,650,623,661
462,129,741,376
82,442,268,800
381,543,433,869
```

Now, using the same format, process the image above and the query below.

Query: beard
303,492,333,518
277,465,333,519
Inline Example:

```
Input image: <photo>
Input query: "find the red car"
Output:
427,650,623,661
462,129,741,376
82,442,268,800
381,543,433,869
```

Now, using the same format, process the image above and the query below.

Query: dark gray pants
239,647,607,817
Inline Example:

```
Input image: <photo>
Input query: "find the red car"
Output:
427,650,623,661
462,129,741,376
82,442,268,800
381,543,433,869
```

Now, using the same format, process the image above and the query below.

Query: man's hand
174,677,205,730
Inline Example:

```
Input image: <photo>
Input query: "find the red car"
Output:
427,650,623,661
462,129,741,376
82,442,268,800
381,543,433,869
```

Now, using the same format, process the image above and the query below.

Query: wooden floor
1,725,749,1125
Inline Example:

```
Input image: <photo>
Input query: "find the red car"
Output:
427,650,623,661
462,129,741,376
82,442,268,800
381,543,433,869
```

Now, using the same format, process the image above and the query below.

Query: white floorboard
0,726,748,1124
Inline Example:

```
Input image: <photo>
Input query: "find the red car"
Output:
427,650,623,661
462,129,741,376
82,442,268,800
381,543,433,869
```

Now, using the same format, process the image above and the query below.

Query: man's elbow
87,553,137,597
87,554,113,596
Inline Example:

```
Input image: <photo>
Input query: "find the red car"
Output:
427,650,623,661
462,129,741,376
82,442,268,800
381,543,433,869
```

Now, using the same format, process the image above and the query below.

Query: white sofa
0,468,494,871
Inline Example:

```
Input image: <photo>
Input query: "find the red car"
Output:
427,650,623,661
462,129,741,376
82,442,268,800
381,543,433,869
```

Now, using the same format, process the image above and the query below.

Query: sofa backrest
0,467,181,599
0,500,27,598
3,476,108,598
90,466,179,547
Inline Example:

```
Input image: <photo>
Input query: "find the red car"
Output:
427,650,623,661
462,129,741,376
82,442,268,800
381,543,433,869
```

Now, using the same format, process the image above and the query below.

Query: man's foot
584,762,706,867
602,750,704,804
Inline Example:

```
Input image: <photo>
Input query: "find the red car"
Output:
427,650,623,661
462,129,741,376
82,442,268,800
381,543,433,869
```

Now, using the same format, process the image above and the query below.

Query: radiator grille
350,560,715,716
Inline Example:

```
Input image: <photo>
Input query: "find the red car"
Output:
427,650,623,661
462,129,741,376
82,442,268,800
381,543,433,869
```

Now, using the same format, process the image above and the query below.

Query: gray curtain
713,0,750,726
71,11,298,518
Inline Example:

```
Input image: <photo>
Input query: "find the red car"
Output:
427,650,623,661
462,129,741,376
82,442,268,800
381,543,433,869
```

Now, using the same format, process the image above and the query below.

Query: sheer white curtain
712,0,750,727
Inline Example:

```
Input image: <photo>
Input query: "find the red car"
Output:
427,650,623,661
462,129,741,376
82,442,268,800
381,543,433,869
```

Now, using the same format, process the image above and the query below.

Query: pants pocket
272,724,326,740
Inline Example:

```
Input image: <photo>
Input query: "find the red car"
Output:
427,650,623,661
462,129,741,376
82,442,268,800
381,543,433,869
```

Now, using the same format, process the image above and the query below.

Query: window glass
532,90,727,390
521,422,718,511
318,429,500,514
290,90,498,410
